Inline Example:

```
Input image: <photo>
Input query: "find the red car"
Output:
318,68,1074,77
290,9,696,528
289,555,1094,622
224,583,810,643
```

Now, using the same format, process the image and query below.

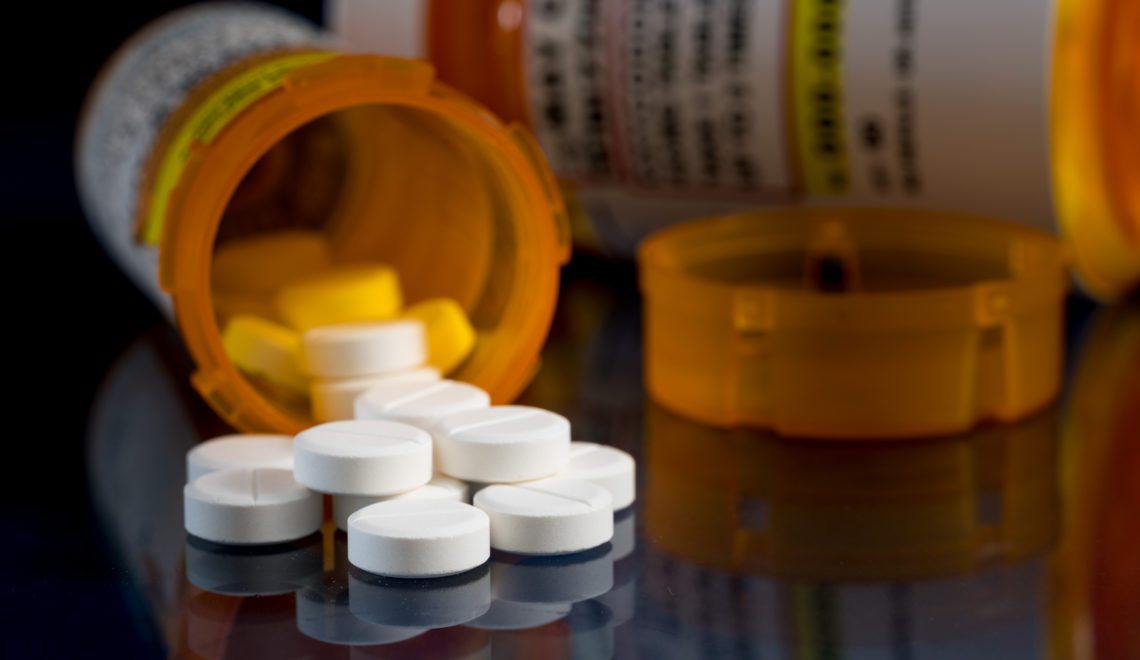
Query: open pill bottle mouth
163,55,569,433
637,208,1070,439
76,1,570,437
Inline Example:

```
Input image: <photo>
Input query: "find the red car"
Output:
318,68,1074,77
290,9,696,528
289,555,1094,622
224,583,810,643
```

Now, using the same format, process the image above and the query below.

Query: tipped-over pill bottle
330,0,1140,298
76,4,570,433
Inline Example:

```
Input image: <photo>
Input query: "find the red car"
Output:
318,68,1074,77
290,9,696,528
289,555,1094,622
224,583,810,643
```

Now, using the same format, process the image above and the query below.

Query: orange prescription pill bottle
330,0,1140,298
76,4,570,434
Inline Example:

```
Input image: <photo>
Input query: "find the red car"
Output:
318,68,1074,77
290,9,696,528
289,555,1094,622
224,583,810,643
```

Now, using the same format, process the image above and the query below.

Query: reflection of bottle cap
348,564,491,628
489,544,614,605
639,209,1068,438
645,403,1059,581
295,572,426,646
185,533,322,596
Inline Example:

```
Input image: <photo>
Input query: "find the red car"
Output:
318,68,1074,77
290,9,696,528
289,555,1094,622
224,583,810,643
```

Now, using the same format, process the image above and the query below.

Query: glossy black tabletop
79,263,1140,659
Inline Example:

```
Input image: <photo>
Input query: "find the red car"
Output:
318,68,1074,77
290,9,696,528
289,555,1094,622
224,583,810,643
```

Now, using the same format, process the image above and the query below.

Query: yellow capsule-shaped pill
275,264,403,332
211,230,332,295
403,298,476,375
222,315,309,395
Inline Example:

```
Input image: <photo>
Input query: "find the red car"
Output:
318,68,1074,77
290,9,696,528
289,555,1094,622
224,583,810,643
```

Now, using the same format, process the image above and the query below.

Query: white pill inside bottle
293,420,432,496
473,478,613,555
301,319,425,380
433,406,571,482
185,434,294,483
353,379,490,427
184,468,322,545
348,499,490,578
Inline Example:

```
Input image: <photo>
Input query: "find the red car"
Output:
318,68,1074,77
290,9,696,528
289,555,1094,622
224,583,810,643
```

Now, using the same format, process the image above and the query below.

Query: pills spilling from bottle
186,308,638,580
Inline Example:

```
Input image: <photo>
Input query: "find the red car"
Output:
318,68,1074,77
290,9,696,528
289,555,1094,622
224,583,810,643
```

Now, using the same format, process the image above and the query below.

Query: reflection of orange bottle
331,0,1140,297
644,402,1059,581
1054,302,1140,660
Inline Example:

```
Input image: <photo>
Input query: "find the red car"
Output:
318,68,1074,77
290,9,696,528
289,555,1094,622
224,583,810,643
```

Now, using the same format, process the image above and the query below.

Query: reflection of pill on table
293,420,432,496
311,367,440,422
276,264,402,332
222,315,309,394
184,468,322,545
332,474,469,531
354,379,490,427
554,442,637,511
186,434,295,483
348,499,490,578
402,298,476,375
466,600,571,631
302,320,425,380
348,562,491,628
473,479,613,555
433,406,571,482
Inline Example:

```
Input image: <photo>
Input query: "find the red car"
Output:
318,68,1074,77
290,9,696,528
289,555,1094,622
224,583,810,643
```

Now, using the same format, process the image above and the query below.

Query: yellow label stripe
791,0,850,196
140,52,336,245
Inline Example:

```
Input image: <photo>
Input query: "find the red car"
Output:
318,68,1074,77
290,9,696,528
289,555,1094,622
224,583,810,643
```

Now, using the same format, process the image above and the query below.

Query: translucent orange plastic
643,403,1059,581
146,53,569,433
638,209,1069,439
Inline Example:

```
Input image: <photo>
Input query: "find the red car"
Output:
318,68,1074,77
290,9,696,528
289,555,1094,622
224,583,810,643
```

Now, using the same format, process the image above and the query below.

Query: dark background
0,3,321,656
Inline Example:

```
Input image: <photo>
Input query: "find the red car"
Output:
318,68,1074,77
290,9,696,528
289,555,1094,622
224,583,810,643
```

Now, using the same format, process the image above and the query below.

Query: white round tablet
302,319,426,380
332,474,469,531
348,499,490,577
293,420,432,496
354,379,490,427
473,479,613,555
310,367,440,422
184,468,322,545
433,406,571,482
185,434,294,483
556,442,636,510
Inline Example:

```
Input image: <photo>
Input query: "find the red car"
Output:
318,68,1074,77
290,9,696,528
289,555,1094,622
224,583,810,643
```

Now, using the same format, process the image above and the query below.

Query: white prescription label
76,4,319,309
523,0,1057,254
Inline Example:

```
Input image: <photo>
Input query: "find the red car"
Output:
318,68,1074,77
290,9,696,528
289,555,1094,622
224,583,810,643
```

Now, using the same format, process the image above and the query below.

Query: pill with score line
293,420,432,496
432,406,570,482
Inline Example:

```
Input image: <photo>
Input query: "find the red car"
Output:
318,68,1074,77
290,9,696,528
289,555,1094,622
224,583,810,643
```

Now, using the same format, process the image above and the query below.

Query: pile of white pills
184,367,637,580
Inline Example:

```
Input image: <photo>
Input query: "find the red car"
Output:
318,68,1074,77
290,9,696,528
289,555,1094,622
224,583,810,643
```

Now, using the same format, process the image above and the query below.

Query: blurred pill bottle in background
76,4,570,433
330,0,1140,298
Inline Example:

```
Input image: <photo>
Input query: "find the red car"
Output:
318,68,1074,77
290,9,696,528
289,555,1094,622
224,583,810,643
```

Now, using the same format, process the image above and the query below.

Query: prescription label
76,5,319,304
141,52,336,245
523,0,1058,255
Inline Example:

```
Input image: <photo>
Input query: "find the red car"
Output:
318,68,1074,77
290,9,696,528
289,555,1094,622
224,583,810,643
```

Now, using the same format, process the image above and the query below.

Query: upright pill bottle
76,4,570,433
330,0,1140,297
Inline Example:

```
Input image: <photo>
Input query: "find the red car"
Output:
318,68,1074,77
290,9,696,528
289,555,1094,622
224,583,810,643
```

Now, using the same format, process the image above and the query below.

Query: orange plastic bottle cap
638,208,1069,439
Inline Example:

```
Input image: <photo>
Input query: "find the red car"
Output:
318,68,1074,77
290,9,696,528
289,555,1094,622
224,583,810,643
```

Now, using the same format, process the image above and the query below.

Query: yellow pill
211,230,332,295
222,315,309,395
403,298,476,375
275,264,403,332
